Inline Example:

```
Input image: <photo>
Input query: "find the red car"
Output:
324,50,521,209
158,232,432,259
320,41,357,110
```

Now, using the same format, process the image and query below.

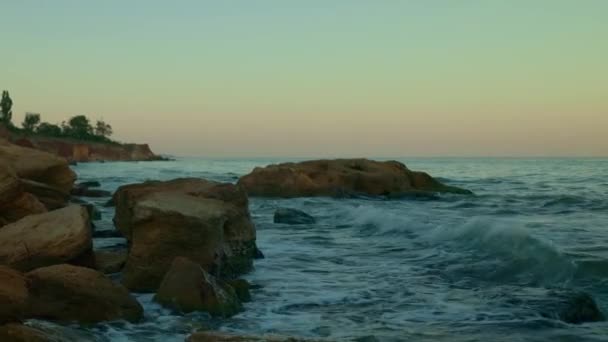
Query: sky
1,1,606,157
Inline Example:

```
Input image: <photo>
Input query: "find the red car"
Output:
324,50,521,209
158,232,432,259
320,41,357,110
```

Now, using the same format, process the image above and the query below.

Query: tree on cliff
22,112,41,132
63,115,93,139
95,120,113,138
36,122,63,136
0,91,13,125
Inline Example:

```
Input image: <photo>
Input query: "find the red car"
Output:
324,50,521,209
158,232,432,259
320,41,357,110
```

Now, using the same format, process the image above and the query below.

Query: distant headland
0,90,165,163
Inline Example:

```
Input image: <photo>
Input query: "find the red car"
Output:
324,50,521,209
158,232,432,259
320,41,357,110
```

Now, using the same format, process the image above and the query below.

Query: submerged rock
26,264,143,323
225,279,252,303
274,208,316,225
238,158,471,198
187,331,330,342
0,206,94,271
540,290,605,324
0,266,28,323
154,257,242,317
113,178,257,291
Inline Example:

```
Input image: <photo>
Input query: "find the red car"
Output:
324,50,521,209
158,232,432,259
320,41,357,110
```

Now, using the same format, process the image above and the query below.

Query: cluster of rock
0,141,144,338
2,148,603,341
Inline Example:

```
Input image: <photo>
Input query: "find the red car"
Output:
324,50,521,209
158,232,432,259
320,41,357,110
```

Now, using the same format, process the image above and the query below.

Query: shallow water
36,158,608,341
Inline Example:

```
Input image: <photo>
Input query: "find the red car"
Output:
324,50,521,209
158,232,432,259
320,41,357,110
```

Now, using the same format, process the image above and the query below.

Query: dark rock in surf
238,158,471,198
274,208,316,225
154,257,242,317
225,279,252,303
540,291,604,324
77,181,101,188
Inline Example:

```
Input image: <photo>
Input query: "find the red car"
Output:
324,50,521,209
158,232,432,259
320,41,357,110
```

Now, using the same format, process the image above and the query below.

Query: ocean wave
428,218,577,286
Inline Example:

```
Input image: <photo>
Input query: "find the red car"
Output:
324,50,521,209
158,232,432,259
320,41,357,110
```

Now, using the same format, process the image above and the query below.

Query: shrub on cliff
22,113,41,132
36,122,63,136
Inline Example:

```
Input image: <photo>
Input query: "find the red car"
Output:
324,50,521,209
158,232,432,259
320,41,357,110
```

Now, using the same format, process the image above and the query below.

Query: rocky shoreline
1,140,603,341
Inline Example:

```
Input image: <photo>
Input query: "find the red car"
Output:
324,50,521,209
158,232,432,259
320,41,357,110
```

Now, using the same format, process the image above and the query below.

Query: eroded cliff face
0,125,163,162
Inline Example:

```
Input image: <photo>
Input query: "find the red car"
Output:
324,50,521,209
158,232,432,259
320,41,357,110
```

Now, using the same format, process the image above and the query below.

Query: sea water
32,158,608,341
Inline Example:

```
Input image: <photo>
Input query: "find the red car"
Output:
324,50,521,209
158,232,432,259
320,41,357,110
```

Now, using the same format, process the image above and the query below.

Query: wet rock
0,165,47,225
540,291,605,324
77,181,101,188
0,323,53,342
92,229,123,238
254,248,265,259
26,264,143,323
238,158,471,198
187,331,330,342
113,178,257,291
21,179,71,210
274,207,316,225
0,140,76,193
225,279,252,302
94,249,127,274
0,266,28,323
0,206,94,271
154,257,242,317
71,186,112,198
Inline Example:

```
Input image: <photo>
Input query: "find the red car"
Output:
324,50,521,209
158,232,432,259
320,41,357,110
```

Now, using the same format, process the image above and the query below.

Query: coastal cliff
0,124,163,162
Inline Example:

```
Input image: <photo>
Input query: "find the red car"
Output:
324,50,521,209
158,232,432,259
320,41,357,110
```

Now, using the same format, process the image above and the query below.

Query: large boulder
238,159,471,198
154,257,242,316
113,178,257,291
0,206,94,271
0,267,28,323
0,165,47,225
26,264,143,323
0,140,76,194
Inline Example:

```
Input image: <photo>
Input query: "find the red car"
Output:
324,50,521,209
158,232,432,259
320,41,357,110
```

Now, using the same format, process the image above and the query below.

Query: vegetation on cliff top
1,90,118,144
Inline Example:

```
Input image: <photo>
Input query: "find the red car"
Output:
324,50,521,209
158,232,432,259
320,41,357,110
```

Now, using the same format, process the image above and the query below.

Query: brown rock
238,158,471,198
187,331,330,342
21,179,71,210
0,267,28,323
0,166,47,225
94,249,127,274
154,257,242,316
113,178,257,291
0,323,53,342
26,264,143,323
0,140,76,193
0,206,93,271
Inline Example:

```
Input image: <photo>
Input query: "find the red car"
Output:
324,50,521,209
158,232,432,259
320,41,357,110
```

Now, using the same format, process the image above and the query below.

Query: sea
27,157,608,341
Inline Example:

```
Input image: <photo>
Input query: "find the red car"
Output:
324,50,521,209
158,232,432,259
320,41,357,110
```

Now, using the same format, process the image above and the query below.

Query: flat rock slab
238,158,471,198
0,206,93,271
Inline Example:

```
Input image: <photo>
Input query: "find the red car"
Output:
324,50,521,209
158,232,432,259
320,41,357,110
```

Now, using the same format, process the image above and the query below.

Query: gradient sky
1,1,606,157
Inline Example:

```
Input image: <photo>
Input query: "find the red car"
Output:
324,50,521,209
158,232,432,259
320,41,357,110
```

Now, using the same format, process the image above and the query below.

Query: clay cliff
0,125,164,162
